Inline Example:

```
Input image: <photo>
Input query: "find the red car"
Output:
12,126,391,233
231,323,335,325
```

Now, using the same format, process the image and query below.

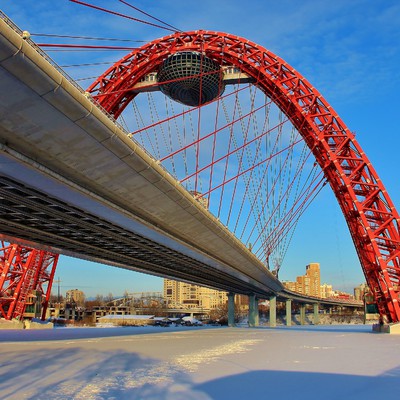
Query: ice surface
0,324,399,399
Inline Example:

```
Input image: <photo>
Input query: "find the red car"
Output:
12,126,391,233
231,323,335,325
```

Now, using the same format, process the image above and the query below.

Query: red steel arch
88,30,400,323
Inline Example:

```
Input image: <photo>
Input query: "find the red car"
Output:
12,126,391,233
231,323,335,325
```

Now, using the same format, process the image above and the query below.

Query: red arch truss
87,30,400,323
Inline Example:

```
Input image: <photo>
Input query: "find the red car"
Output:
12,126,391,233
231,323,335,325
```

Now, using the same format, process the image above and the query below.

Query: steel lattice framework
0,242,58,320
87,30,400,323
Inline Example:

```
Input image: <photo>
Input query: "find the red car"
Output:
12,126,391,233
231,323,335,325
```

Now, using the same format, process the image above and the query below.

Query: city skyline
2,1,400,297
55,263,359,301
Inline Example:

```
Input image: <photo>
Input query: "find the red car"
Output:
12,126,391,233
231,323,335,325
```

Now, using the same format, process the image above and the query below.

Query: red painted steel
88,31,400,323
0,242,59,320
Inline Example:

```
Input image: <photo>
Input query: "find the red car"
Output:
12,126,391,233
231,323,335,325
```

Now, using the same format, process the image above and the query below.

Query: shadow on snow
0,341,398,399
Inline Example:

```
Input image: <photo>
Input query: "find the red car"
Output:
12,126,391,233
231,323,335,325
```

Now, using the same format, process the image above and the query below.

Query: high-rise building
295,275,308,294
305,263,321,297
163,279,226,310
282,262,321,297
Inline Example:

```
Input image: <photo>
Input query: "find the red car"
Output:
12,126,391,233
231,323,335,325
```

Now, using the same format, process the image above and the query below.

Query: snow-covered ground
0,324,399,399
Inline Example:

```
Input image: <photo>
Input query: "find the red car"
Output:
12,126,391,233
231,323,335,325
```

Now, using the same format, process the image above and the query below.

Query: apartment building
163,279,227,310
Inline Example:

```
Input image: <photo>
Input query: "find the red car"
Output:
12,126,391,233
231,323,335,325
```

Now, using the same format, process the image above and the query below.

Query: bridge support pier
313,303,319,325
300,304,306,325
248,294,259,327
269,296,276,327
228,292,235,327
286,299,292,326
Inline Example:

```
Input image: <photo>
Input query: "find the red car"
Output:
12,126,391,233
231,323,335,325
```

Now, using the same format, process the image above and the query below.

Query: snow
0,324,399,399
181,316,203,325
98,314,155,320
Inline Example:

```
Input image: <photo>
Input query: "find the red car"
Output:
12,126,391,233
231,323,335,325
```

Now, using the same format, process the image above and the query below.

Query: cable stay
31,32,147,42
117,0,182,32
37,25,330,275
69,0,178,32
123,74,324,270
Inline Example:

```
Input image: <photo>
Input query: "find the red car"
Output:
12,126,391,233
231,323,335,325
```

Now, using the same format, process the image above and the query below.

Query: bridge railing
0,11,85,96
281,289,363,307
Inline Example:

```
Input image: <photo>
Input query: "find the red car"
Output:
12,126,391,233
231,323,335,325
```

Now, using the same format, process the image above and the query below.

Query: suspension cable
217,89,239,218
197,138,304,200
38,43,138,50
179,118,290,184
61,61,115,68
132,84,251,138
254,174,326,259
118,0,182,32
253,170,324,256
159,91,274,163
31,33,146,42
232,92,271,237
226,84,258,226
248,121,296,249
243,148,313,246
194,52,205,193
69,0,178,32
238,116,291,240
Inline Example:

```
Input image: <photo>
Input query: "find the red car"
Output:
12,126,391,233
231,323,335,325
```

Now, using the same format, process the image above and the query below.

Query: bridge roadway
0,14,361,308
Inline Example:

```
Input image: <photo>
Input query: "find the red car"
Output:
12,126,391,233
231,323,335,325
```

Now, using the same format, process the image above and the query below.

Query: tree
49,294,64,306
91,294,104,306
104,292,114,304
208,302,243,324
122,290,130,305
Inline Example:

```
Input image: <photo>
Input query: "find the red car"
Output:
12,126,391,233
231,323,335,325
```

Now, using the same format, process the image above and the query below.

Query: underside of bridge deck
0,176,276,298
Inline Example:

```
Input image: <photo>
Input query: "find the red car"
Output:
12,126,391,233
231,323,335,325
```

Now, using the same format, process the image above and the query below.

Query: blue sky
2,1,400,298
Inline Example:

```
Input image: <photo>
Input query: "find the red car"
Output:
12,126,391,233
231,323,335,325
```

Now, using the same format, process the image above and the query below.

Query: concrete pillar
300,304,306,325
286,299,292,326
313,303,319,325
228,292,235,327
269,296,276,327
248,295,255,327
255,297,259,327
248,294,259,327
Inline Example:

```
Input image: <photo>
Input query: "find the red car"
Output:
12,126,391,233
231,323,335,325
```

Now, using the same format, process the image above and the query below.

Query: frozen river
0,324,399,399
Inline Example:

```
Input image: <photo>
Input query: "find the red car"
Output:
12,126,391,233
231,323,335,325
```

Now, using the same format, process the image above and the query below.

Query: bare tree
104,292,114,304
